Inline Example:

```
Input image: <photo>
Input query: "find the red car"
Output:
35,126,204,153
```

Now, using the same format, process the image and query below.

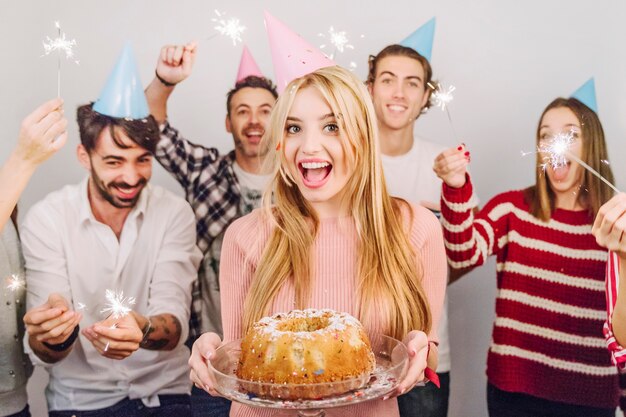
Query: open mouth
298,160,333,188
113,184,142,200
386,104,408,114
244,129,264,145
551,161,572,182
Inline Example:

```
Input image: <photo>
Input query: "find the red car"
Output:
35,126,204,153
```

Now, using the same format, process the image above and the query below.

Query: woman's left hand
386,330,430,399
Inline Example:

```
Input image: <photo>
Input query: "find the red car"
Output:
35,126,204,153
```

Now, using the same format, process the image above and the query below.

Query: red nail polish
464,151,470,156
457,146,462,151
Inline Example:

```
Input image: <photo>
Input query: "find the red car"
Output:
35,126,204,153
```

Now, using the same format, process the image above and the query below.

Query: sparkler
103,323,118,353
100,289,136,319
429,82,458,139
76,302,87,311
209,10,246,45
318,26,354,59
42,21,79,97
6,274,25,292
533,130,620,193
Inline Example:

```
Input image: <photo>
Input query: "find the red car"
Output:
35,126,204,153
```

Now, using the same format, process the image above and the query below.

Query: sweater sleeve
408,204,447,344
218,212,263,343
440,175,510,269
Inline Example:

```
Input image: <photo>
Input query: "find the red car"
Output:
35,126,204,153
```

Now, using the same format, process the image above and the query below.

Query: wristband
155,70,176,87
42,325,80,352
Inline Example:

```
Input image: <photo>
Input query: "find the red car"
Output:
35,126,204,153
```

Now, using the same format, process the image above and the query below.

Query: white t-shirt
233,162,273,195
381,137,452,372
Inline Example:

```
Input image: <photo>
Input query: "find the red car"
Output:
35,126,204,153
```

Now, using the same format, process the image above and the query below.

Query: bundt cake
236,309,376,400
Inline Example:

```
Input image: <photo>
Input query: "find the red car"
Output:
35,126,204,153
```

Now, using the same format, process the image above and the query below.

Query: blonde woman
189,66,447,417
434,97,622,416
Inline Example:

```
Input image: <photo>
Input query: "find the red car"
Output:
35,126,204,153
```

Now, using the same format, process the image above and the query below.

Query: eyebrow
286,113,336,123
101,151,152,161
539,123,581,130
379,71,423,82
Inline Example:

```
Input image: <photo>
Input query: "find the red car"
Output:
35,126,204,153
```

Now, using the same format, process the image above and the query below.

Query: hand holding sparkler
15,98,68,165
592,193,626,258
83,313,142,360
24,293,82,345
433,144,471,188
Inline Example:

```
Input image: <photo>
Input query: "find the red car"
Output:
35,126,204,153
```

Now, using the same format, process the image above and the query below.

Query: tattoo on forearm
140,314,181,351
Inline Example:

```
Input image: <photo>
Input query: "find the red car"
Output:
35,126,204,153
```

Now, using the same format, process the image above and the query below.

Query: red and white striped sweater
441,177,626,410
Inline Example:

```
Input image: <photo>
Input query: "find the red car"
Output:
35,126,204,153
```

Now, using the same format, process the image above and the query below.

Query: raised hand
155,42,198,86
433,144,471,188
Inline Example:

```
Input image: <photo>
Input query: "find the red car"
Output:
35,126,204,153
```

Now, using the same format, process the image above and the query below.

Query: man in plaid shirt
145,42,278,417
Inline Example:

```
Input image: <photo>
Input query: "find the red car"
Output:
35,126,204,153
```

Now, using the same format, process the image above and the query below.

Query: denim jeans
48,394,191,417
487,383,615,417
398,372,450,417
189,385,231,417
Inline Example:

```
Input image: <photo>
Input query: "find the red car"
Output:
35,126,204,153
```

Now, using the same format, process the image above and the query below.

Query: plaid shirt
155,122,242,340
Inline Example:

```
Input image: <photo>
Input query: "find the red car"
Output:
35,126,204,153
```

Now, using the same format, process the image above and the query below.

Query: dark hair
226,76,278,115
367,44,437,110
525,97,615,221
76,103,159,154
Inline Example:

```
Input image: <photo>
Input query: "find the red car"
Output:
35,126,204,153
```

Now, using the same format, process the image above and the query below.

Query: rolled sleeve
147,200,202,347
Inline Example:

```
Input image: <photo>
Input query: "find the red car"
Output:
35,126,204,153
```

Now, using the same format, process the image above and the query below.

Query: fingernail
204,385,212,392
205,352,213,359
382,395,389,401
457,146,462,151
464,151,470,156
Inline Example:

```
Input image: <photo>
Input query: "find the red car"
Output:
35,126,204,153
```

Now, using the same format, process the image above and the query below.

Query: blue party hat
93,43,149,119
400,17,436,61
571,78,597,113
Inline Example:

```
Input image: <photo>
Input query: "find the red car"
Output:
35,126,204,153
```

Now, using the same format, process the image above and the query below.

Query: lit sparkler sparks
210,10,246,45
319,26,354,59
76,302,87,311
428,82,458,139
538,130,574,171
100,289,136,319
430,83,456,111
42,21,79,97
6,274,25,292
534,130,620,193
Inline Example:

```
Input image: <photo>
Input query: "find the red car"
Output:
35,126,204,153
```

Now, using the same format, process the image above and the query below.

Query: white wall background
2,1,626,415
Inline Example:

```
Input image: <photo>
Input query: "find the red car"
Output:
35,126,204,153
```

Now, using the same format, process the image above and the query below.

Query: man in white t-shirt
368,44,475,417
144,42,276,417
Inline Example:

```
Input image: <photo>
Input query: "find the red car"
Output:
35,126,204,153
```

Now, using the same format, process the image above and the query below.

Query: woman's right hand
592,193,626,258
188,332,223,397
433,144,470,188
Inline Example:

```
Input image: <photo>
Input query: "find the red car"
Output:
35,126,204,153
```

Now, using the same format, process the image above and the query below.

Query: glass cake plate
208,334,408,417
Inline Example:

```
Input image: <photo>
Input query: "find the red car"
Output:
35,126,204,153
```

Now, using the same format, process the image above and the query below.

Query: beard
232,122,269,158
91,167,147,209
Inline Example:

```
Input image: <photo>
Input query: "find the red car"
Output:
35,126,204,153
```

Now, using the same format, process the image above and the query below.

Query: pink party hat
264,11,335,92
236,45,264,83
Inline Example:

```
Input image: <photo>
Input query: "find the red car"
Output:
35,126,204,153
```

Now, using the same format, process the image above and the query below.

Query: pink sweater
219,203,447,417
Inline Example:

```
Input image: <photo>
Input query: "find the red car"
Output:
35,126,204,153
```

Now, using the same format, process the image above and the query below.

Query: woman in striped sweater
434,97,622,416
188,66,447,417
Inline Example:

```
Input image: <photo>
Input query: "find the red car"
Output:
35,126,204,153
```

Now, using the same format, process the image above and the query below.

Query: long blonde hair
242,66,432,340
526,97,615,221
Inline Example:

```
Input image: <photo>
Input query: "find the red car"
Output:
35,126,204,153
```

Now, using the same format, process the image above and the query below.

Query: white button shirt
20,178,202,411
